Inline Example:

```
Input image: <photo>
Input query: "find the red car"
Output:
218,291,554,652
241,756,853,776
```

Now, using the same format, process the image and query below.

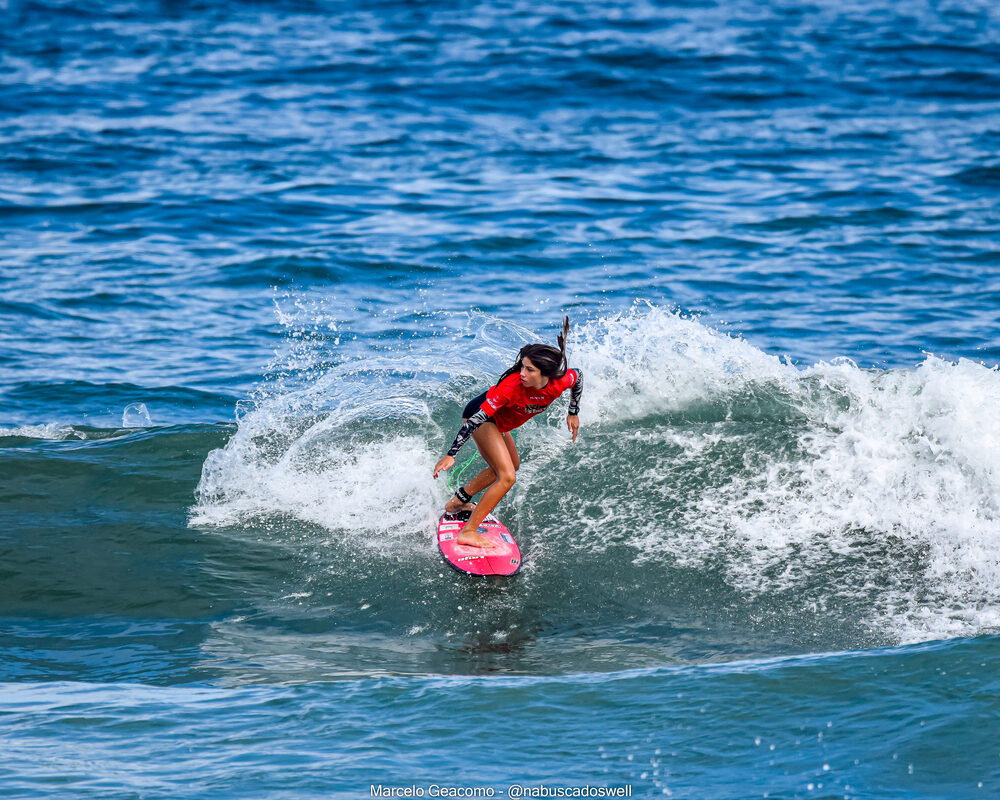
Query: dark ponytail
556,315,570,370
492,317,571,388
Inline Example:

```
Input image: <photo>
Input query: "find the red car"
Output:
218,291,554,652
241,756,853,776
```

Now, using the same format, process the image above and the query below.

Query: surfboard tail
436,513,521,576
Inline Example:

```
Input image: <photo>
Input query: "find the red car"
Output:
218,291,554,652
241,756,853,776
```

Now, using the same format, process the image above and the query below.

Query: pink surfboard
437,510,522,576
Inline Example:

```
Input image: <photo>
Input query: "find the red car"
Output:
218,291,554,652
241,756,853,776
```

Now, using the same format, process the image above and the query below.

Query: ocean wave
191,302,1000,650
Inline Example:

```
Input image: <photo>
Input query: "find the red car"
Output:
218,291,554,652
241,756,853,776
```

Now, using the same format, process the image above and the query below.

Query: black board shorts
462,391,488,420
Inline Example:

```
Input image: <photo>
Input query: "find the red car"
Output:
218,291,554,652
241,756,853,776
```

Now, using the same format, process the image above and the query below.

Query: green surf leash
448,453,478,493
447,431,516,493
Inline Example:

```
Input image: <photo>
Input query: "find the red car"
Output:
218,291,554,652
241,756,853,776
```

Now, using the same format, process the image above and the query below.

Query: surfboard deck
436,509,521,576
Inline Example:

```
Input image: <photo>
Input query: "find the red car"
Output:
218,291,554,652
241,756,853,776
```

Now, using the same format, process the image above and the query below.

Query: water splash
122,403,152,428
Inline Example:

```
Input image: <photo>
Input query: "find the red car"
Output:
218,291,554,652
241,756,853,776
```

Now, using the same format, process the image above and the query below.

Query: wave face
184,305,1000,683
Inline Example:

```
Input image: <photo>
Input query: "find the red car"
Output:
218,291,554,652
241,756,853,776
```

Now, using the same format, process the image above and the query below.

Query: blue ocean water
3,0,1000,796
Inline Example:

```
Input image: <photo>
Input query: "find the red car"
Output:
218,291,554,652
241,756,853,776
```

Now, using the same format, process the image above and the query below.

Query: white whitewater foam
193,428,440,544
569,301,798,424
681,354,1000,641
0,423,82,440
191,300,447,544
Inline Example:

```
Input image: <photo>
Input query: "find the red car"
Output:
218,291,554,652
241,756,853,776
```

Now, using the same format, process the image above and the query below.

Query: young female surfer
433,317,583,548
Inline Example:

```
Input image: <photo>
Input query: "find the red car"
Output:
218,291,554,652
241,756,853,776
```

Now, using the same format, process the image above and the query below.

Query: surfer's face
520,357,548,389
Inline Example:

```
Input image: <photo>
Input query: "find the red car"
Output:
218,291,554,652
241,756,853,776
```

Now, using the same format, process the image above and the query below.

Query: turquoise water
3,0,1000,796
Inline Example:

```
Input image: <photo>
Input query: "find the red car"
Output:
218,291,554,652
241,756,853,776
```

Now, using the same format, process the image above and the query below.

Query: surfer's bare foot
444,497,475,514
456,528,494,548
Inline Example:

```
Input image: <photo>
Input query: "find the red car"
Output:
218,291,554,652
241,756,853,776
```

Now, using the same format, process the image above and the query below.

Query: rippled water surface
3,0,1000,797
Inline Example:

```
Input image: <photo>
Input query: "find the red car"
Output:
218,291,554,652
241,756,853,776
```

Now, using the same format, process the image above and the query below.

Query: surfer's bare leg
456,423,516,548
445,428,519,514
448,432,519,503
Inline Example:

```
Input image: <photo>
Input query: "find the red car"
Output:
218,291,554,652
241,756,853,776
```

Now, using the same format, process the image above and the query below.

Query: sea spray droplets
122,403,152,427
191,303,553,539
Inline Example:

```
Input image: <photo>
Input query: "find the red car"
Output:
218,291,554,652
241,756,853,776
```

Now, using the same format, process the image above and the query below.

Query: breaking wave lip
191,300,1000,647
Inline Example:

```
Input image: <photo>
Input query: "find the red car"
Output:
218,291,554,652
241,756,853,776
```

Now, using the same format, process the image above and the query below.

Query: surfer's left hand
433,455,454,478
567,414,579,442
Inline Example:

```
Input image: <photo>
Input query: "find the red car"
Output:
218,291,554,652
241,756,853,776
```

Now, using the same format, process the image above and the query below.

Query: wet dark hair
493,317,570,388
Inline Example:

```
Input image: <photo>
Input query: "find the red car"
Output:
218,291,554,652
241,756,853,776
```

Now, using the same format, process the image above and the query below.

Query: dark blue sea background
3,0,1000,797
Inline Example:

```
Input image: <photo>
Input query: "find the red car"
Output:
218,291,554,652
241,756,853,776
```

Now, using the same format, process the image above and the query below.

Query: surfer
433,317,583,548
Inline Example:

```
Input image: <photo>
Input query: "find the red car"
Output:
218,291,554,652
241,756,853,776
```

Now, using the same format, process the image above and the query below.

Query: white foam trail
192,428,440,545
191,299,449,543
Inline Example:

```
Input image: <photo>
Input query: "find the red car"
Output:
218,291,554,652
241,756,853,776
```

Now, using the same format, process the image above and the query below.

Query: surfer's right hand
433,455,454,479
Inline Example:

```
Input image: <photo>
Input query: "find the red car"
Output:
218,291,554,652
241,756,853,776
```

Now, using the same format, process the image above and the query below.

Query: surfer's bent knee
486,465,515,484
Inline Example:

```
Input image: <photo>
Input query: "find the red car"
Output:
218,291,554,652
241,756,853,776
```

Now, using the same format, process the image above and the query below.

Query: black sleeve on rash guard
568,368,583,415
446,407,491,457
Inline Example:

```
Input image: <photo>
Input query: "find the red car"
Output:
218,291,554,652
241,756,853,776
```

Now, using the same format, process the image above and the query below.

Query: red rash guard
482,370,580,433
445,368,583,457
